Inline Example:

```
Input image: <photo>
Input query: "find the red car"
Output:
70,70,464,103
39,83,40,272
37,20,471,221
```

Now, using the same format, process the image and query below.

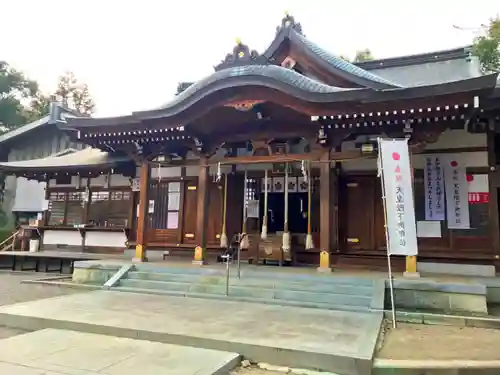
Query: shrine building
1,13,500,274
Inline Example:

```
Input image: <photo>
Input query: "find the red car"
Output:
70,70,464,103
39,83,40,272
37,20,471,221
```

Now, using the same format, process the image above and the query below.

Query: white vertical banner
423,156,446,221
444,156,470,229
379,138,418,256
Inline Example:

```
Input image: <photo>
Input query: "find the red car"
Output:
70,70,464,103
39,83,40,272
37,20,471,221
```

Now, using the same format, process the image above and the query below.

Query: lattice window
149,181,181,230
66,192,85,226
88,190,131,227
48,192,67,225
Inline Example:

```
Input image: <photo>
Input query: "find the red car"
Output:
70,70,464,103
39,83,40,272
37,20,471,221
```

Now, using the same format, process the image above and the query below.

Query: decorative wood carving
250,140,272,156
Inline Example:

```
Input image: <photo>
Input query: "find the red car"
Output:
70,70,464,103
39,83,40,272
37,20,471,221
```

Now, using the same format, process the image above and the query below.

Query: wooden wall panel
226,174,244,242
207,180,223,246
341,175,375,251
182,180,198,245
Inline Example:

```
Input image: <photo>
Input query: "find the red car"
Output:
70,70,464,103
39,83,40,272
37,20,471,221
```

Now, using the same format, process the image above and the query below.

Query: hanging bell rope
282,163,291,254
240,169,249,250
305,161,314,250
261,169,268,240
220,173,228,248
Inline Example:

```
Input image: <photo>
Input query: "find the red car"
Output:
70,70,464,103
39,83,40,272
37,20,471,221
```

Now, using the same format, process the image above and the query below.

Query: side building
0,105,88,228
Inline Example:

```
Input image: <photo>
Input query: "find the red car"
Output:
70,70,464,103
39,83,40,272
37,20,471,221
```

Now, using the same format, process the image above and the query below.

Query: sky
2,0,500,116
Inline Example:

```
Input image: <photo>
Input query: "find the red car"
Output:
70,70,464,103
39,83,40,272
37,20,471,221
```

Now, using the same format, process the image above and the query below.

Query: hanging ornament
240,169,249,250
220,174,228,248
305,162,314,250
282,163,291,255
261,169,269,239
301,160,308,183
216,162,222,183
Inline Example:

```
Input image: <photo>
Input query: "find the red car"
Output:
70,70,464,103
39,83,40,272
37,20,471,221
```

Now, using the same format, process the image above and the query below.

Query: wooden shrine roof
63,71,498,130
60,13,499,135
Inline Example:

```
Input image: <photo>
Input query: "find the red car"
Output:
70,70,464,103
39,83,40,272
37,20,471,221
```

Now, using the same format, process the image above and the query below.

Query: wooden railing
0,230,18,252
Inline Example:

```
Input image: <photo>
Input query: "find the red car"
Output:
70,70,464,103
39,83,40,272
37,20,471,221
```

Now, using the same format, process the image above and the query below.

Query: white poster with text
424,156,445,221
378,138,418,256
444,157,470,229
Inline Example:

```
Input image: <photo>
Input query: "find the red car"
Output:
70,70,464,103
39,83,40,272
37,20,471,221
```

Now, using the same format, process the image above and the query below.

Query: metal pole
377,137,397,329
237,235,242,279
224,254,230,296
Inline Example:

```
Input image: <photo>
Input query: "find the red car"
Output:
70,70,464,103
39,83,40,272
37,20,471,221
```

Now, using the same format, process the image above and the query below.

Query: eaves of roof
62,66,499,129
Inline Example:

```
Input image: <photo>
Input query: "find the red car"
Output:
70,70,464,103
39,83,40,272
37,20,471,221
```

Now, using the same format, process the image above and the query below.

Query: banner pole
377,137,397,329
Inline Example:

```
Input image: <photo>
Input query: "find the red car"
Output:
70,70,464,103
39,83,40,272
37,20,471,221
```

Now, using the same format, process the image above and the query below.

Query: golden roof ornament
214,37,262,71
276,12,304,36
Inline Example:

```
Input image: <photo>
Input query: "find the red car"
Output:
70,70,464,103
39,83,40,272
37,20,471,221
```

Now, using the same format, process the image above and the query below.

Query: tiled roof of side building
0,148,130,172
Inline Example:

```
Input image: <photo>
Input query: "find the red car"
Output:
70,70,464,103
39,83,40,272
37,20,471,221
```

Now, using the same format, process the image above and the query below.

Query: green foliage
353,49,374,62
0,61,39,132
24,71,96,122
0,229,13,242
340,49,375,63
55,71,95,115
472,16,500,73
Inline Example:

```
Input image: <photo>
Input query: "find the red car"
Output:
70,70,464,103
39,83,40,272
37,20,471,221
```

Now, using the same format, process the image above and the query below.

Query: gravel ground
0,272,83,338
232,370,283,375
378,321,500,360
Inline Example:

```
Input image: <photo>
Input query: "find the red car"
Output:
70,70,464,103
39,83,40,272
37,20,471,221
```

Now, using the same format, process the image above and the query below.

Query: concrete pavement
0,328,240,375
0,290,383,374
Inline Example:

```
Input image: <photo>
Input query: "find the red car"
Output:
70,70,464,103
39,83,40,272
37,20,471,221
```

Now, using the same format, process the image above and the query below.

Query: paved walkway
0,328,239,374
0,290,382,374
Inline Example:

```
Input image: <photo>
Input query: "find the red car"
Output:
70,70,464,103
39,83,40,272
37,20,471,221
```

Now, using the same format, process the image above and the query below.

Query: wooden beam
487,129,500,259
193,155,209,264
134,163,151,262
319,151,332,269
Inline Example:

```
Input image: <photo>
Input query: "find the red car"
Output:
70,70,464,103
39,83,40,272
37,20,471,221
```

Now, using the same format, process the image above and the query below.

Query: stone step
126,271,374,296
119,278,372,307
131,264,376,286
113,285,372,313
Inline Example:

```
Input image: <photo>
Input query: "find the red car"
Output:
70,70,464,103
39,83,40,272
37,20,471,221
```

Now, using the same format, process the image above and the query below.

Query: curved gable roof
259,15,401,90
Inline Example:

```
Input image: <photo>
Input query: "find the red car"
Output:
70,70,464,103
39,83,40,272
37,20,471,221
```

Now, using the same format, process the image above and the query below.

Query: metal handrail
236,233,247,280
220,254,231,296
220,232,249,296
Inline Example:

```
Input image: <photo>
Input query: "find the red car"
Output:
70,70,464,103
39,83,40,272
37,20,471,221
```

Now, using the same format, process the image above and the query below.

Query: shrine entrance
258,191,308,235
339,174,386,253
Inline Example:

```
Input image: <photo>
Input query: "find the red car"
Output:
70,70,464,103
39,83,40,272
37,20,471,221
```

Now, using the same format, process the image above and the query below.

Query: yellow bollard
317,250,332,273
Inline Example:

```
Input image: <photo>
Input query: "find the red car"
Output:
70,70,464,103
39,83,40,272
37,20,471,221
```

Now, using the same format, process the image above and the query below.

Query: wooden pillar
487,128,500,260
318,150,332,272
193,155,209,265
134,163,150,262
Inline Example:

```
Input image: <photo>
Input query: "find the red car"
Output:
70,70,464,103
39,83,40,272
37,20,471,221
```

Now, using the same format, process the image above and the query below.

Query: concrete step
113,285,372,313
119,278,372,308
130,266,376,286
126,271,374,295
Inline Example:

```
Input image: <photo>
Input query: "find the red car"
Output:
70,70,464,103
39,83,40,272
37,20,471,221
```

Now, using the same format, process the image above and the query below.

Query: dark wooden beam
320,151,332,257
194,155,209,264
134,163,151,261
487,128,500,259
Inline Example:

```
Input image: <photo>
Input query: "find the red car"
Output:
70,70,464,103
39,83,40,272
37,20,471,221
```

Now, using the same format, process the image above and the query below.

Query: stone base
317,266,332,274
403,271,421,279
192,260,207,266
132,256,148,263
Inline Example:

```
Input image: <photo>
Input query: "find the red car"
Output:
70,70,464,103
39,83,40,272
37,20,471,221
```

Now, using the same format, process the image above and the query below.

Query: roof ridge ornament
276,12,304,36
214,39,264,71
